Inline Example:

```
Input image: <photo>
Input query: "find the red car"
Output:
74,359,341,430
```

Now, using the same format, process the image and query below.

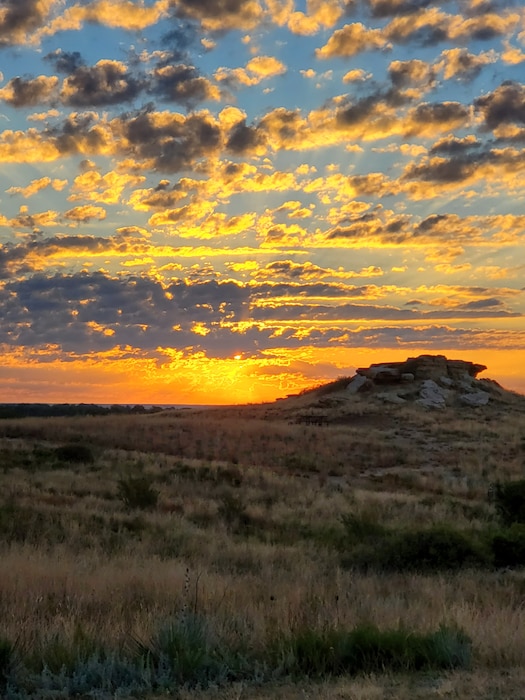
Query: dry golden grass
176,669,525,699
1,388,525,696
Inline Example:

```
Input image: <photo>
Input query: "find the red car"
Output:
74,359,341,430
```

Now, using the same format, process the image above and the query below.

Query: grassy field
1,386,525,698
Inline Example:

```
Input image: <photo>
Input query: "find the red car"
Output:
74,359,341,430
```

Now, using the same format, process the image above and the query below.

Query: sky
0,0,525,405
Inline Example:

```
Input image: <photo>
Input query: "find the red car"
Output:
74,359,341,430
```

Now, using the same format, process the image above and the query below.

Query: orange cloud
7,177,67,197
316,22,389,58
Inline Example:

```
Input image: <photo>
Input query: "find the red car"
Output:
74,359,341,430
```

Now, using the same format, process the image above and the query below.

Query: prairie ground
1,384,525,697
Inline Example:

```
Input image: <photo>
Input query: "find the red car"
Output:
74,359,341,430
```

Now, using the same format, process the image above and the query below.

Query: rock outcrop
356,355,486,384
348,354,494,409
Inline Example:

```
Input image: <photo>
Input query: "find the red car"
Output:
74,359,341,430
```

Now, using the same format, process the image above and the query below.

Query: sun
233,354,242,361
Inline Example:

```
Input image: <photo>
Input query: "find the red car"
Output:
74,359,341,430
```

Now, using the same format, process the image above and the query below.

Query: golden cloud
70,169,146,204
316,22,388,58
7,177,67,198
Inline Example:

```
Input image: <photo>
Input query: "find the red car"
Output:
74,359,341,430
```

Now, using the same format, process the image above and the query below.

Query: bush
344,525,490,572
492,524,525,568
117,476,158,510
491,480,525,526
384,527,489,572
340,511,386,545
130,613,231,687
217,493,252,533
0,501,66,546
27,626,100,675
274,623,471,677
54,443,94,464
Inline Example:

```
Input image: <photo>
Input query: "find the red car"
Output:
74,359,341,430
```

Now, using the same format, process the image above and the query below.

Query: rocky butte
346,354,507,409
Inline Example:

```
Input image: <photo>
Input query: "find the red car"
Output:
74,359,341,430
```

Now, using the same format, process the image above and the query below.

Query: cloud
64,205,107,222
148,63,220,107
60,60,143,107
172,0,264,33
215,55,286,90
7,208,60,232
0,270,252,352
7,177,67,198
429,134,481,155
383,7,520,47
368,0,436,18
117,107,222,172
438,47,497,81
0,75,59,107
70,168,146,205
403,101,471,136
44,49,86,74
316,22,389,58
246,260,384,281
245,55,286,78
37,0,171,41
0,0,57,46
388,58,437,88
475,81,525,130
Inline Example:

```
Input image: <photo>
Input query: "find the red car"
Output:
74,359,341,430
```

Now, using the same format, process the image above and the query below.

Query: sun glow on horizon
2,344,524,406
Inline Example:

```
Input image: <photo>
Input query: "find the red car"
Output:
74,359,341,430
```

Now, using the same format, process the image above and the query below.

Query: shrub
131,613,229,687
117,476,158,510
383,526,489,572
274,623,471,677
491,480,525,526
11,653,156,699
217,493,252,533
27,626,100,675
492,524,525,568
54,443,94,464
340,511,386,545
344,525,490,572
0,501,66,546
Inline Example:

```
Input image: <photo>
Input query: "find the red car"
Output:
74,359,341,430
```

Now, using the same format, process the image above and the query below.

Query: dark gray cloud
386,18,448,47
414,213,453,234
252,282,373,299
226,119,267,154
0,263,520,358
171,0,262,32
403,155,478,183
45,112,110,156
60,61,144,107
251,300,520,322
0,0,49,46
0,235,119,278
459,297,504,309
388,59,437,89
44,49,86,74
326,211,394,241
336,86,409,127
148,63,216,108
121,106,222,172
403,146,525,185
0,75,58,107
10,51,216,111
367,0,438,18
0,271,250,352
475,81,525,130
161,20,200,62
409,101,470,128
429,135,481,155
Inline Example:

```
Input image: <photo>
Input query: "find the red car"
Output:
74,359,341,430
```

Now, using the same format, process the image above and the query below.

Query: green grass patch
273,623,471,677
